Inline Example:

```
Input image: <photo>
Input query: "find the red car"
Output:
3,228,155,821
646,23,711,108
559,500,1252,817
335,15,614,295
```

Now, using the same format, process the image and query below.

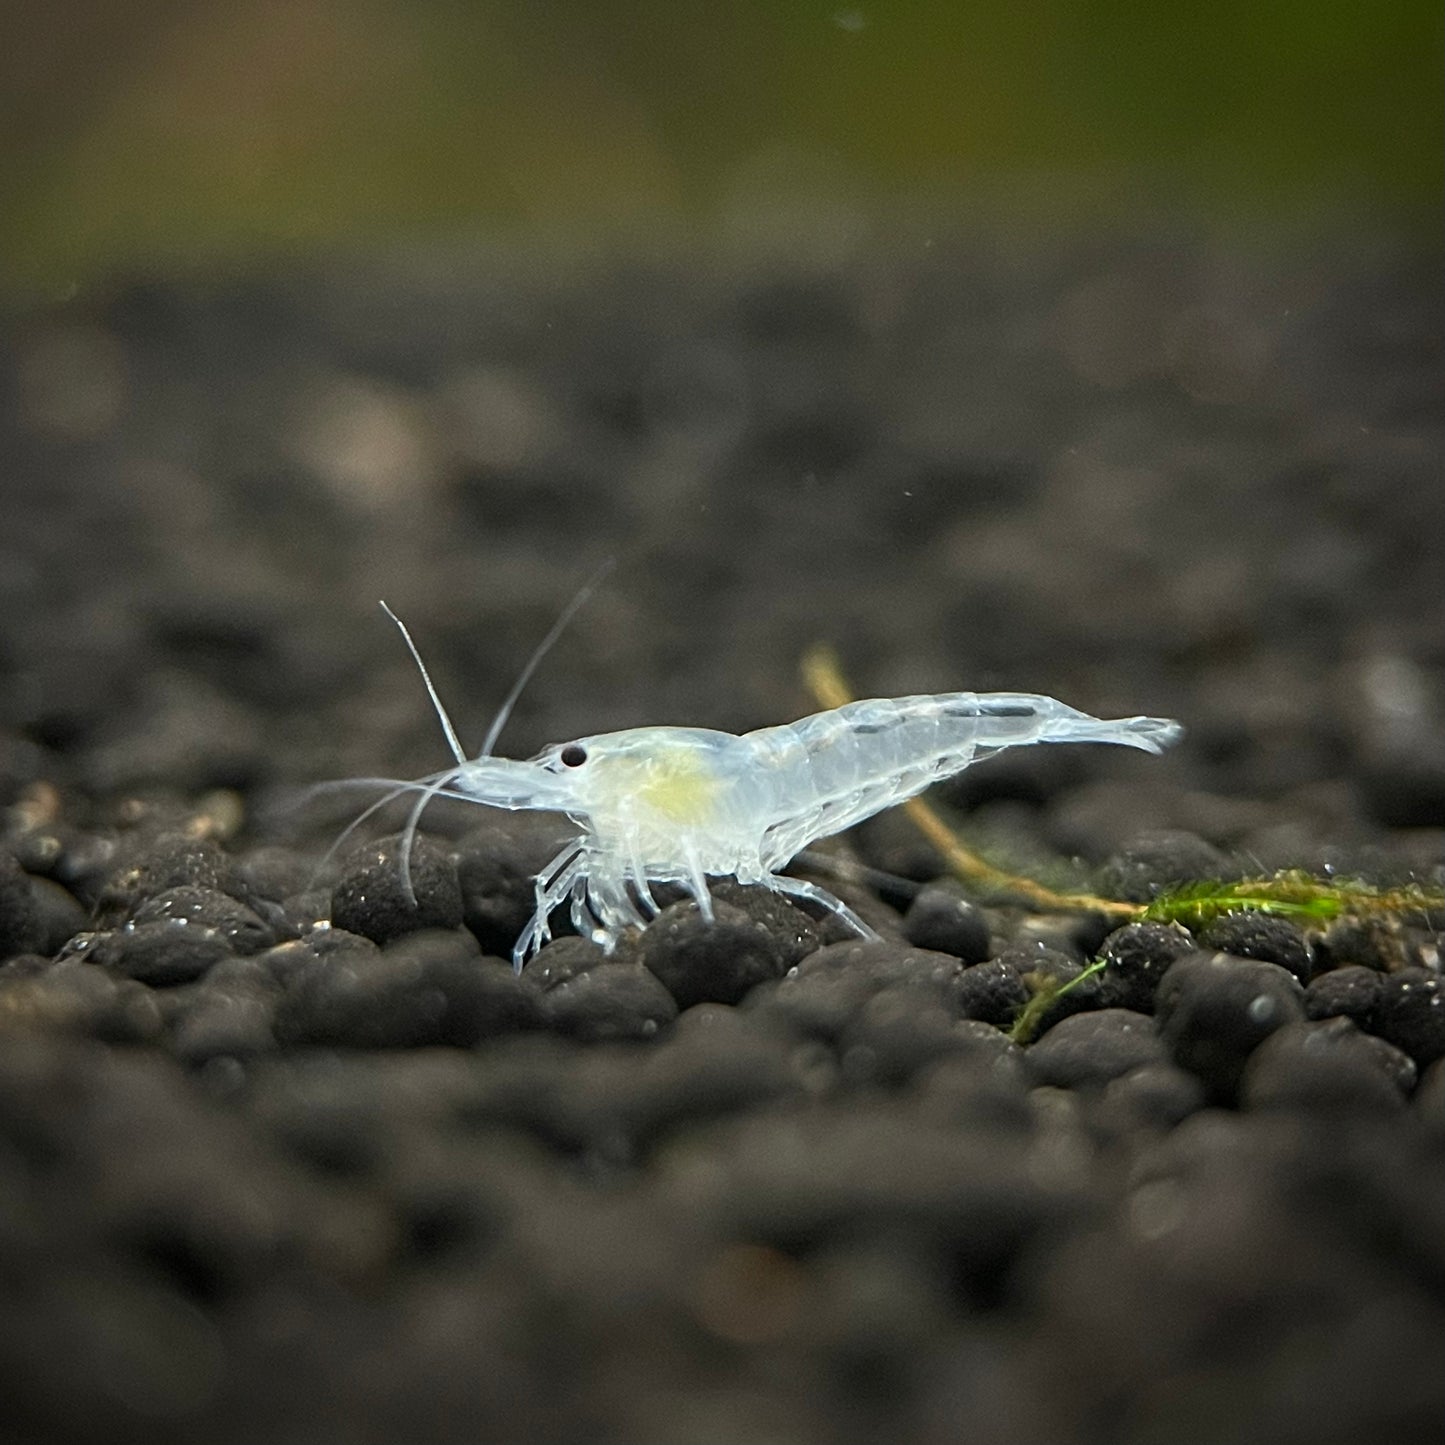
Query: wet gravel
2,222,1444,1443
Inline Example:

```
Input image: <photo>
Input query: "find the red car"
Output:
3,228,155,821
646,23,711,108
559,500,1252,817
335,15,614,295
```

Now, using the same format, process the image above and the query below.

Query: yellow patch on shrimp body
590,747,722,825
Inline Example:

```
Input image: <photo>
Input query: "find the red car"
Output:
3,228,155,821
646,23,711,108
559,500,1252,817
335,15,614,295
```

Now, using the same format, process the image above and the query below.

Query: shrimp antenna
380,601,468,766
479,557,615,758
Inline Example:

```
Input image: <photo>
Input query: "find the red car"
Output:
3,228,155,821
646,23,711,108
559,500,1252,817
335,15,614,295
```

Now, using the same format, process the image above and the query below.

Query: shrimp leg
569,876,620,950
514,843,584,968
627,841,662,918
587,871,651,936
681,842,715,923
765,873,879,942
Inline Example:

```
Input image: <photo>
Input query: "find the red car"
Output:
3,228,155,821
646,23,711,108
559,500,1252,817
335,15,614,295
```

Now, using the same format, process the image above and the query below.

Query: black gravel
1198,909,1315,983
1154,951,1308,1101
639,897,789,1007
2,223,1443,1443
1025,1007,1168,1089
1092,918,1197,1011
901,882,992,962
542,959,679,1043
328,834,466,945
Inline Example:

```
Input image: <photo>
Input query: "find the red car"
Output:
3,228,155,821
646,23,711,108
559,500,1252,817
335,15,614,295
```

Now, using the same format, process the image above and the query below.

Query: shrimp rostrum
353,603,1184,972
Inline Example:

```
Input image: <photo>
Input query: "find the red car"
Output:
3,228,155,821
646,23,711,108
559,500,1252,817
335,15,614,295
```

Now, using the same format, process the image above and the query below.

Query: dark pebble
132,886,277,955
640,899,786,1008
902,885,991,963
24,876,88,956
707,881,824,968
1241,1018,1416,1115
0,952,52,979
1369,968,1445,1067
526,936,609,991
273,928,539,1048
329,834,464,946
621,1007,821,1150
4,824,68,882
1096,1061,1206,1132
953,958,1030,1028
750,941,969,1042
837,988,1011,1087
543,962,679,1042
1304,965,1383,1024
55,832,121,909
1154,951,1306,1099
455,823,550,959
168,984,279,1065
1324,1020,1418,1094
1025,1009,1167,1089
0,851,40,959
1097,829,1233,904
993,943,1101,1029
248,1054,398,1176
0,958,164,1041
1009,913,1097,961
279,886,332,933
94,831,253,925
88,918,237,986
1198,910,1313,983
1092,920,1196,1012
236,844,314,905
201,951,286,991
1315,916,1408,973
452,1007,818,1160
912,1045,1033,1134
252,927,382,987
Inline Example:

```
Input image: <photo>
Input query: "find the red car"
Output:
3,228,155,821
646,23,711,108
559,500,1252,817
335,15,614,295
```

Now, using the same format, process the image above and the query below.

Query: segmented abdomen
739,691,1180,870
741,693,1038,868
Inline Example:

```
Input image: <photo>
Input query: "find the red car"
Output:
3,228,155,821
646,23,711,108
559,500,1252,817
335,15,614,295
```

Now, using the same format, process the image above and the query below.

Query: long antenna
479,557,615,758
380,601,468,766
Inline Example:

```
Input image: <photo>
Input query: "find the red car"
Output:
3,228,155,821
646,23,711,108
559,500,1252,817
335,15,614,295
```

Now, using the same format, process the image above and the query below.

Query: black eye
559,744,587,767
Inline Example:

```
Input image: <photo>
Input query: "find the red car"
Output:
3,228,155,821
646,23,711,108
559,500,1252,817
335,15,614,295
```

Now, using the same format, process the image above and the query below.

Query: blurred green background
2,0,1440,291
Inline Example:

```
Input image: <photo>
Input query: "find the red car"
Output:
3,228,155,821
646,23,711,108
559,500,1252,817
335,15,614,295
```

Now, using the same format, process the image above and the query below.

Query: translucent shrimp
366,611,1183,970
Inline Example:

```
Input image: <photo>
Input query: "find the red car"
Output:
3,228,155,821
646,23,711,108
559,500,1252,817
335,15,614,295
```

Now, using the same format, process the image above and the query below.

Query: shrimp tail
1040,713,1184,754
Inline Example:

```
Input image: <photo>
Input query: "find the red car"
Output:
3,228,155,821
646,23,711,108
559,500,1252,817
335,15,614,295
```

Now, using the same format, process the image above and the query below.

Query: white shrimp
359,603,1183,971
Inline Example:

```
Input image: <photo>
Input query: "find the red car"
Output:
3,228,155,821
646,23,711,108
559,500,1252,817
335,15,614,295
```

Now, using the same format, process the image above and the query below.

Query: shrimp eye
559,744,588,768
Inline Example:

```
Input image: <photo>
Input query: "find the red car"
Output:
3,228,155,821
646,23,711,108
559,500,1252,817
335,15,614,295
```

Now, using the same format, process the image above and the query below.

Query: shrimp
359,600,1183,971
